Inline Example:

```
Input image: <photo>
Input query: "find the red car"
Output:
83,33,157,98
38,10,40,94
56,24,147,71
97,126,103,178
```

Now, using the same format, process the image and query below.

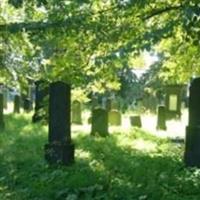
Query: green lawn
0,114,199,200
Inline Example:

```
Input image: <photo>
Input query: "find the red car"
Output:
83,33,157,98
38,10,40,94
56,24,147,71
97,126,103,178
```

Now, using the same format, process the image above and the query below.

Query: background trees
0,0,200,94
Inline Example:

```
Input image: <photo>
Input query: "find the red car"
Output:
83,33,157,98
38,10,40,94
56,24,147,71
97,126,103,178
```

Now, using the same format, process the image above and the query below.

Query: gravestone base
44,141,75,165
184,126,200,167
130,116,142,128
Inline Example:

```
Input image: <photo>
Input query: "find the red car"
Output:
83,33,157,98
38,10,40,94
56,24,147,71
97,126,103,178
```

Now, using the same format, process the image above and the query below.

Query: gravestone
13,95,20,113
44,81,74,165
0,93,5,130
165,85,184,119
32,80,48,123
156,105,167,130
108,110,121,126
91,108,109,137
184,78,200,167
130,115,142,128
23,98,32,112
3,87,8,109
71,100,82,124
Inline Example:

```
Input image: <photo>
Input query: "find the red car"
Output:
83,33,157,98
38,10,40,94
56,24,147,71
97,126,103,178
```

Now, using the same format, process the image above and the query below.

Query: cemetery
1,1,200,200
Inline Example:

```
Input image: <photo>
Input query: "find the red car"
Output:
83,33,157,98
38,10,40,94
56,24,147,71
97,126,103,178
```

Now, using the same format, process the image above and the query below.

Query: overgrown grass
0,114,200,200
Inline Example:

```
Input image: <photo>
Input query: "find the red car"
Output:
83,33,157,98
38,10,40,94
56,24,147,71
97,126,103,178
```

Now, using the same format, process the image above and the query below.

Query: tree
0,0,200,92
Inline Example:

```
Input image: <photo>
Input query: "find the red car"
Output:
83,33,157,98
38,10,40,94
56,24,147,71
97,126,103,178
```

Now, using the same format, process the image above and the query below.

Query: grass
0,113,200,200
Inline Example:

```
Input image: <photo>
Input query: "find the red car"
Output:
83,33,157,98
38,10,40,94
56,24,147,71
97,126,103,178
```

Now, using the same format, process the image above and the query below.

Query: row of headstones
1,79,199,168
157,78,200,168
31,81,143,165
72,102,142,127
0,94,33,129
44,78,200,168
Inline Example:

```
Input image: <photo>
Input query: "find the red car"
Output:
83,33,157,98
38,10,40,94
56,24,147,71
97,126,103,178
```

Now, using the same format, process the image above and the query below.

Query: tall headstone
91,108,109,137
109,110,121,126
0,93,5,130
165,85,184,119
184,78,200,167
156,105,167,130
13,95,20,113
32,80,48,123
44,81,74,165
71,100,82,124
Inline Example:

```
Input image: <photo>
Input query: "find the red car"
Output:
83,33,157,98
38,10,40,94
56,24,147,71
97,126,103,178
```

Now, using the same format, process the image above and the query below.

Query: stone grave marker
13,95,20,113
0,93,5,130
91,108,109,137
184,77,200,167
156,105,167,130
130,115,142,128
23,98,32,112
165,85,184,119
32,80,48,123
71,100,82,124
108,110,122,126
44,81,74,165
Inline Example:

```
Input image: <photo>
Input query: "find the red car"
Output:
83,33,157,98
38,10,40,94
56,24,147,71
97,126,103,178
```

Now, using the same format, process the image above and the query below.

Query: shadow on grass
0,114,199,200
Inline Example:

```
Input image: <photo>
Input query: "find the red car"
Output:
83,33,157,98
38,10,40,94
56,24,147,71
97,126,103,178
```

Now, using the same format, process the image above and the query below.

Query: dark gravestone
23,98,32,112
109,110,121,126
71,100,82,124
184,78,200,167
156,105,167,130
44,81,74,165
91,108,109,137
130,115,142,128
0,93,5,130
13,95,20,113
32,80,48,123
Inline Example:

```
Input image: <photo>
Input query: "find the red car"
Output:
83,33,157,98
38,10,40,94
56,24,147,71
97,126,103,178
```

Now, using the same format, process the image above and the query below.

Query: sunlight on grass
1,112,200,200
132,139,157,152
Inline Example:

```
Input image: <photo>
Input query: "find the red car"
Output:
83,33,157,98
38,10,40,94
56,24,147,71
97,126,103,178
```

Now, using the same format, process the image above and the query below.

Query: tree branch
142,5,183,20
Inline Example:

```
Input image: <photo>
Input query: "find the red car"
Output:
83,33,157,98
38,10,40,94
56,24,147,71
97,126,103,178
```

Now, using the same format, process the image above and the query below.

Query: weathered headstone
184,78,200,167
156,105,167,130
91,108,109,137
32,80,48,123
0,93,5,130
44,81,74,165
130,115,142,128
165,85,184,119
71,100,82,124
13,95,20,113
108,110,122,126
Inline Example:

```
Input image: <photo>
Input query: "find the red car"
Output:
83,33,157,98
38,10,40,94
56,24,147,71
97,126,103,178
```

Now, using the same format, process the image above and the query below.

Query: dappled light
1,0,200,199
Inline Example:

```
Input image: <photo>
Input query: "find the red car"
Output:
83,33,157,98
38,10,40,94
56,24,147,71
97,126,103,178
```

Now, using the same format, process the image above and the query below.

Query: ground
0,111,200,200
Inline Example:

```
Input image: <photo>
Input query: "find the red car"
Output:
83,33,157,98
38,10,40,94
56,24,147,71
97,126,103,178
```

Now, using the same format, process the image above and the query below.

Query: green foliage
0,113,200,199
1,0,200,91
